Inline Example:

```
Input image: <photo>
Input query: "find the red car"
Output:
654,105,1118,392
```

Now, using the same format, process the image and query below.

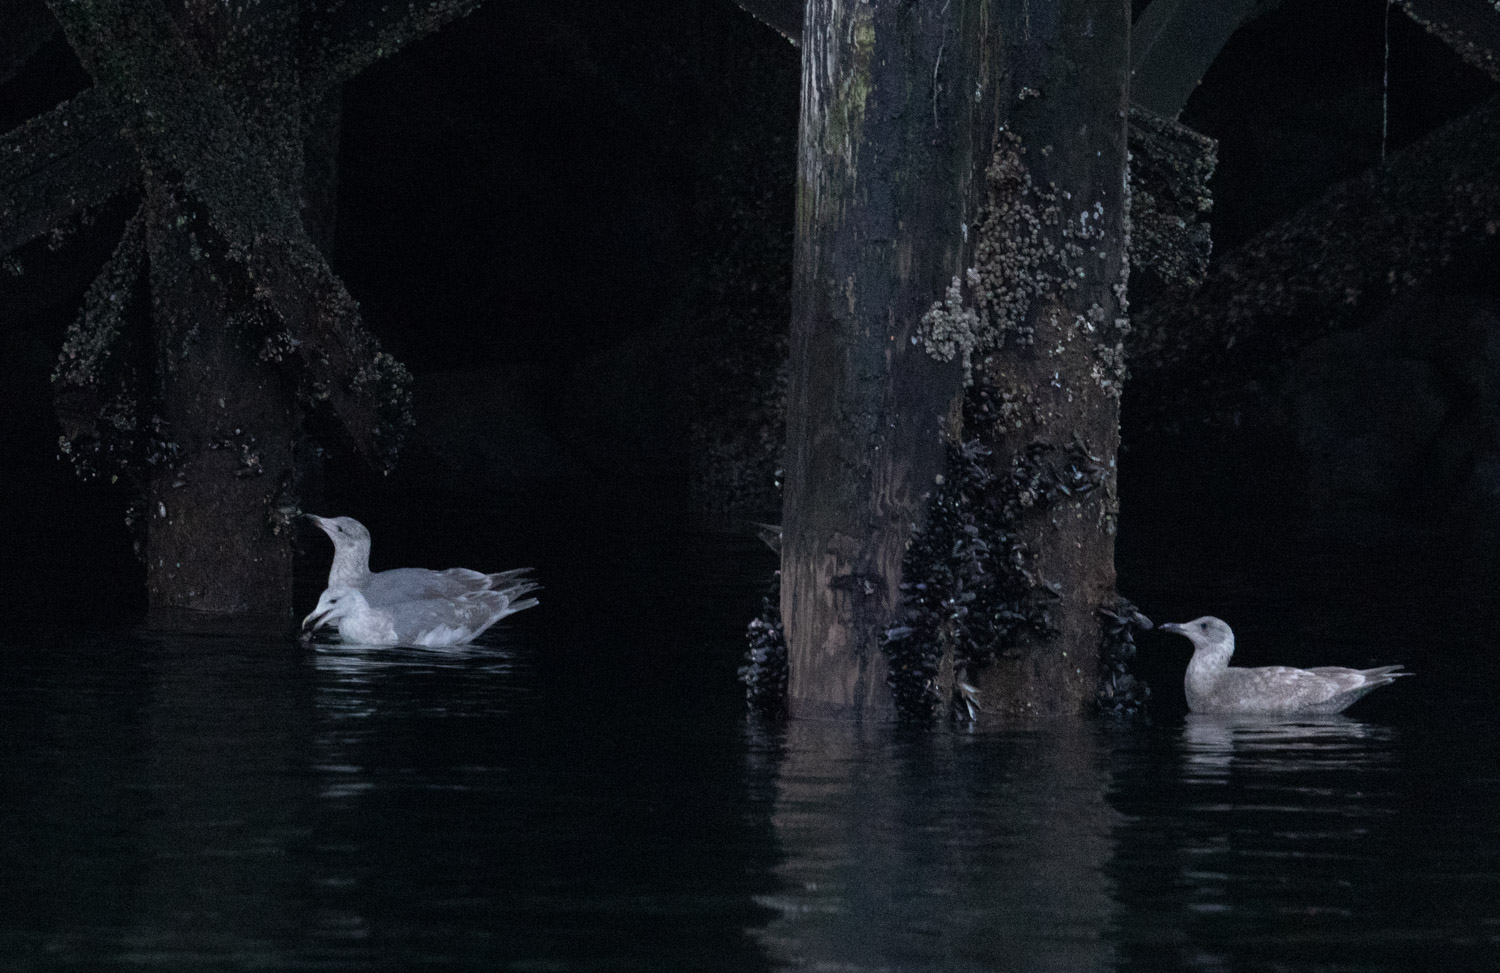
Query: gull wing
1213,666,1344,711
364,567,494,605
388,586,540,647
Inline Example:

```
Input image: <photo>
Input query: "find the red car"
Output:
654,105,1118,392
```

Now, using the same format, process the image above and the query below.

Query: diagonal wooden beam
303,0,488,92
0,88,136,257
1130,0,1287,118
1129,95,1500,407
1397,0,1500,84
727,0,802,46
52,203,148,454
1,0,489,261
47,0,412,464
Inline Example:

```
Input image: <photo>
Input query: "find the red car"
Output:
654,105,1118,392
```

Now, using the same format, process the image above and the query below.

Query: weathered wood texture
964,0,1131,717
27,0,478,622
780,0,975,719
782,0,1131,719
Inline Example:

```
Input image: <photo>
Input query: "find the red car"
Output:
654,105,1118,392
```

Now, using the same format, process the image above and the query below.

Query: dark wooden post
780,0,977,718
40,0,437,626
49,1,309,622
140,182,301,619
961,0,1131,716
782,0,1132,719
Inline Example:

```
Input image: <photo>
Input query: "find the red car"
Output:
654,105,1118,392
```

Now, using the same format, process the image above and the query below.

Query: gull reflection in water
308,639,522,802
310,641,519,679
1181,713,1397,778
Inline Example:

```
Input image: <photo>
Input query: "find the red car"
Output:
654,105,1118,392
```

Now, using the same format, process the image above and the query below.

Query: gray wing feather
383,582,542,645
363,566,535,606
1212,666,1341,711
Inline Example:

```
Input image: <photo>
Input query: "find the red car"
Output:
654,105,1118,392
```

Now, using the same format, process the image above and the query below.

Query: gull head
305,514,370,549
301,587,369,633
1159,615,1235,655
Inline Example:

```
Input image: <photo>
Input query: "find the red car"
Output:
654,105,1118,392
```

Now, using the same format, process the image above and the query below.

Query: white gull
301,584,539,647
1161,616,1409,715
302,514,539,645
306,514,533,603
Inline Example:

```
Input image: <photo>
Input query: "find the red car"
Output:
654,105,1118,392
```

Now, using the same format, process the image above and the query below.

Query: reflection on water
311,641,522,679
1109,710,1498,973
757,721,1119,973
1179,714,1396,777
3,525,1500,970
310,642,523,801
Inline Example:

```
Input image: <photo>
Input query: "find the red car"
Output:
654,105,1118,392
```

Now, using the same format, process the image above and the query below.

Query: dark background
2,0,1498,627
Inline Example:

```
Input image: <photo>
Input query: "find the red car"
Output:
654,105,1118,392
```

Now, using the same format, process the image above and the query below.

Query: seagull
301,514,539,646
301,584,540,647
1160,616,1409,715
305,514,534,604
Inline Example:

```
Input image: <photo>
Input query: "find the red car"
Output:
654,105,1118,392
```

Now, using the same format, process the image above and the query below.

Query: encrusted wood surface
782,0,1132,720
781,0,977,719
1130,95,1500,419
26,0,476,620
960,0,1131,717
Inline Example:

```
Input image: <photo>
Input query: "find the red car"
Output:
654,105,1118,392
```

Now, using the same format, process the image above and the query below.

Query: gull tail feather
1307,663,1410,684
502,597,540,616
500,580,542,603
486,567,535,586
1359,664,1410,685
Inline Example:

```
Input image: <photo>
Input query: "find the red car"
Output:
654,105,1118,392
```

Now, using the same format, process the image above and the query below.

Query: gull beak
301,607,332,632
1158,622,1185,634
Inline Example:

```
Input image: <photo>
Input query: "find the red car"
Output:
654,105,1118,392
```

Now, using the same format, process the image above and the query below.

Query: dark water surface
3,519,1499,971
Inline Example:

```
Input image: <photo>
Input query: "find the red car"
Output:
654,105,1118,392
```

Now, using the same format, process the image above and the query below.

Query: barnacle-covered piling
17,0,476,620
778,0,1131,720
741,571,789,714
888,0,1131,719
884,407,1121,720
52,207,152,484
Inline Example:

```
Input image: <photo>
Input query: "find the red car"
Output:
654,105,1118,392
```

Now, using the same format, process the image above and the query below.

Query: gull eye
1199,622,1208,630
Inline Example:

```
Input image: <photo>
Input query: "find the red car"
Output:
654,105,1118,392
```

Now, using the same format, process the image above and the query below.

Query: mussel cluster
739,571,788,714
884,377,1123,721
1097,598,1153,716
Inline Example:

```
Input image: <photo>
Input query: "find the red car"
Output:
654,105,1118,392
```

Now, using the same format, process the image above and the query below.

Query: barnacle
917,129,1132,396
